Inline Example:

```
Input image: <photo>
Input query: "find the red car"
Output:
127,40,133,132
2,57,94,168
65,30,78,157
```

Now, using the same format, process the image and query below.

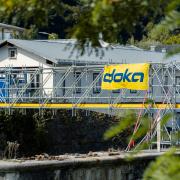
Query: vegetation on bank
0,109,130,158
0,110,52,158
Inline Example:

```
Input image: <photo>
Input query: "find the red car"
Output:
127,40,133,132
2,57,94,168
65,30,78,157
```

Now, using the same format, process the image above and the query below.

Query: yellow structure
0,102,178,109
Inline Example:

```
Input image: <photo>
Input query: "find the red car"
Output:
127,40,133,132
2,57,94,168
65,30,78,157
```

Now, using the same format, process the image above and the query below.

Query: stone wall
0,153,157,180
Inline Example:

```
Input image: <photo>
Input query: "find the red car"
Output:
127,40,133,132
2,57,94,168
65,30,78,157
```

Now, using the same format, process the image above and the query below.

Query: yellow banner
101,63,150,90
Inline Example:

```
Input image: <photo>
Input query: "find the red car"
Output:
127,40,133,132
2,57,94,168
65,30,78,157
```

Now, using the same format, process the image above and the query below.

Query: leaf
160,113,172,127
131,116,150,141
104,110,136,140
166,47,180,58
143,148,180,180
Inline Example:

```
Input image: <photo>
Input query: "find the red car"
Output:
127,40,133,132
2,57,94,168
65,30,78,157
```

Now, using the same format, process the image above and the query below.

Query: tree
70,0,173,46
143,149,180,180
14,25,38,40
0,0,175,43
131,23,180,49
0,0,80,38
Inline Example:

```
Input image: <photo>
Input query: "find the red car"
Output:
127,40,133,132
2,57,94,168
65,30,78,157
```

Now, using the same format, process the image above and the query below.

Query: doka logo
103,69,144,83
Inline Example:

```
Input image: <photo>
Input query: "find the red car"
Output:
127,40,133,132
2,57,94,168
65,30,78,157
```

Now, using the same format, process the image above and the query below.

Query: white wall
0,45,46,67
0,45,54,96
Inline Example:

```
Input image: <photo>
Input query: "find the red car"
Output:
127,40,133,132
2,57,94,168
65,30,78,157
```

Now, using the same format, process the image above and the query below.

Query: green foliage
133,25,180,50
0,0,63,27
134,0,180,51
0,0,177,46
143,148,180,180
104,110,151,143
148,25,170,43
71,0,172,46
14,25,38,40
104,110,174,144
0,0,79,38
160,10,180,31
104,109,180,180
160,113,173,127
104,110,136,140
71,0,178,49
21,25,38,40
144,98,154,108
131,115,149,141
163,34,180,45
48,33,59,40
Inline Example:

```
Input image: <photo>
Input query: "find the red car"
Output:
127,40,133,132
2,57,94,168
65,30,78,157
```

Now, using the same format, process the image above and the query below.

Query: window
0,74,5,78
112,89,121,93
30,74,35,90
176,76,180,94
27,73,41,95
93,73,101,93
75,72,81,93
36,74,40,88
130,90,137,94
17,73,26,84
63,79,65,96
8,48,17,59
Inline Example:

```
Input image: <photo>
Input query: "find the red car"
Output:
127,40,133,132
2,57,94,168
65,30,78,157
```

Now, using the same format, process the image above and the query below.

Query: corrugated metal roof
0,39,179,65
0,23,24,31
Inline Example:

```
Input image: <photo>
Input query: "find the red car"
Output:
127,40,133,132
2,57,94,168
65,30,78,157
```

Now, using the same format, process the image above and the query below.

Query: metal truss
0,63,179,150
130,62,180,151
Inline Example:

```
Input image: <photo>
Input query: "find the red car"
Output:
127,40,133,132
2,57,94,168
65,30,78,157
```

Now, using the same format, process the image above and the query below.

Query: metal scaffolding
0,63,179,106
0,63,179,150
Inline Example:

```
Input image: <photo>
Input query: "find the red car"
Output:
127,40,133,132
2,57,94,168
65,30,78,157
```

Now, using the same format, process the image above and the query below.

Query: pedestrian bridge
0,63,179,112
0,63,179,152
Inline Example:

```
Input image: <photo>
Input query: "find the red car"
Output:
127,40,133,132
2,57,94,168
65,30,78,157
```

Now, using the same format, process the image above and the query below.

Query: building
0,23,49,40
0,23,25,40
0,39,179,103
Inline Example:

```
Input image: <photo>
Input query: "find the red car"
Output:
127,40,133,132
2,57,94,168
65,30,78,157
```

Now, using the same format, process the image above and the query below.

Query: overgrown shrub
0,109,130,157
0,110,52,157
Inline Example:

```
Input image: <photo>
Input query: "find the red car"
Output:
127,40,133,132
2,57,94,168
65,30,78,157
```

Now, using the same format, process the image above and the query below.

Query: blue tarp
0,78,8,101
